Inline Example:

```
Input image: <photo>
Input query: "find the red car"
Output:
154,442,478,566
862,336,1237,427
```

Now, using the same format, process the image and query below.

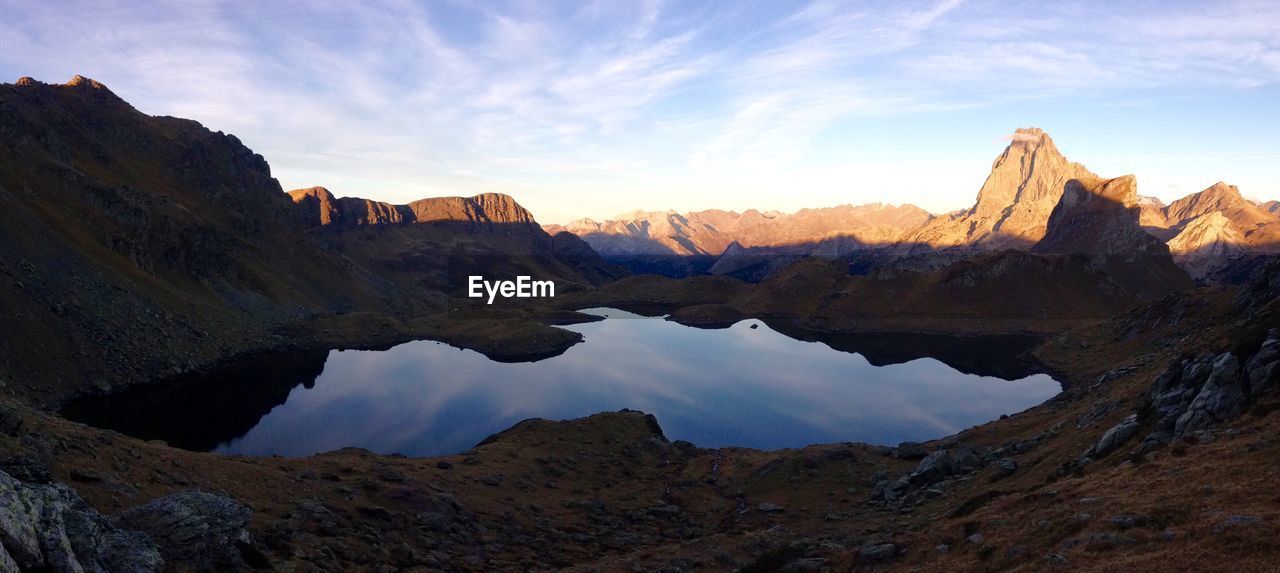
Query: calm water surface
64,308,1060,456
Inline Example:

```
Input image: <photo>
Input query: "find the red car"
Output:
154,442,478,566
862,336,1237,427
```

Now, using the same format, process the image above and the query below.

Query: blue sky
2,0,1278,223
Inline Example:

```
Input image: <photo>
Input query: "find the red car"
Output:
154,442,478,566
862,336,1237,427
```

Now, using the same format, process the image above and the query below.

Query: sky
2,0,1279,224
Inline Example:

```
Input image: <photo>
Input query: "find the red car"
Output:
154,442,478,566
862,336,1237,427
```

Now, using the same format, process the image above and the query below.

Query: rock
1139,431,1172,453
1175,354,1246,435
0,456,51,484
0,469,162,572
1245,332,1280,396
1047,553,1069,567
757,503,784,513
967,533,984,544
857,542,899,564
0,471,44,569
906,445,980,488
116,491,253,570
1082,414,1139,460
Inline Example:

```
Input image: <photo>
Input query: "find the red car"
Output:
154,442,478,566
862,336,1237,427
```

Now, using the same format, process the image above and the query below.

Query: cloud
0,0,1276,223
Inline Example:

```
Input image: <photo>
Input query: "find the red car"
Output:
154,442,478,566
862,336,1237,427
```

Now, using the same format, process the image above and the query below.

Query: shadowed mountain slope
0,76,617,401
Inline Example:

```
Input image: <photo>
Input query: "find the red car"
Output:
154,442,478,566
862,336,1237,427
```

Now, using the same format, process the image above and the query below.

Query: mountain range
549,127,1280,281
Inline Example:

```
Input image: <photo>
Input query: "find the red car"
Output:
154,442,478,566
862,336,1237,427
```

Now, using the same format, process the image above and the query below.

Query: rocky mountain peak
895,128,1096,252
15,76,38,86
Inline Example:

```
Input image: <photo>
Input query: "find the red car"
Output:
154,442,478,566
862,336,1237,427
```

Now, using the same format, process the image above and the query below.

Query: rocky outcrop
116,491,256,570
1174,354,1247,434
1136,330,1280,452
1146,352,1249,439
871,444,981,501
896,128,1096,252
0,469,163,572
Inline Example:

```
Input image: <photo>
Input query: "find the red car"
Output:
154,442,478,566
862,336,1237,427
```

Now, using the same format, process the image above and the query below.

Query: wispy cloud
0,0,1277,221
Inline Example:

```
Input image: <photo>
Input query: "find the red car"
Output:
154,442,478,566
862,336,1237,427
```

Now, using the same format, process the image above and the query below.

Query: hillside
0,76,613,402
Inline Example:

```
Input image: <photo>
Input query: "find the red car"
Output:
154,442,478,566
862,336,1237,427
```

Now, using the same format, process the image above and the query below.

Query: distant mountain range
548,127,1280,281
544,203,932,257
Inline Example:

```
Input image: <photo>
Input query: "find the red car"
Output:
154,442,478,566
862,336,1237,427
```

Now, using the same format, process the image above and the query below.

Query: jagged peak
15,76,39,86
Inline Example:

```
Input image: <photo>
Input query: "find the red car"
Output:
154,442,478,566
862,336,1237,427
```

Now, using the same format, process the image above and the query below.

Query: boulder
0,469,162,572
116,491,252,570
1082,414,1139,460
905,445,980,488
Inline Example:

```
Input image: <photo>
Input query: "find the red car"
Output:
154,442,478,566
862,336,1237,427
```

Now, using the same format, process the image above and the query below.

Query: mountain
287,186,624,294
0,76,615,400
894,127,1096,252
1161,182,1276,231
1032,175,1170,256
289,186,539,230
545,203,933,257
1032,174,1193,292
1143,182,1280,278
1166,211,1246,277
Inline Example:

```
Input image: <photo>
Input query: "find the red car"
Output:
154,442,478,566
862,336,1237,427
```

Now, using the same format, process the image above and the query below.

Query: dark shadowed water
63,308,1060,457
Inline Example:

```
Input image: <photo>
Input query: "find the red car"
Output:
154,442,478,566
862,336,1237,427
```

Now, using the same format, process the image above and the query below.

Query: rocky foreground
3,263,1280,571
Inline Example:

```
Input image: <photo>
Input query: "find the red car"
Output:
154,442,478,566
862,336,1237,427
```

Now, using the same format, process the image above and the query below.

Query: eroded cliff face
288,187,540,230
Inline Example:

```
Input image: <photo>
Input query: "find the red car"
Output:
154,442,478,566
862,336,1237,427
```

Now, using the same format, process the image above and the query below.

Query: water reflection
64,308,1060,457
